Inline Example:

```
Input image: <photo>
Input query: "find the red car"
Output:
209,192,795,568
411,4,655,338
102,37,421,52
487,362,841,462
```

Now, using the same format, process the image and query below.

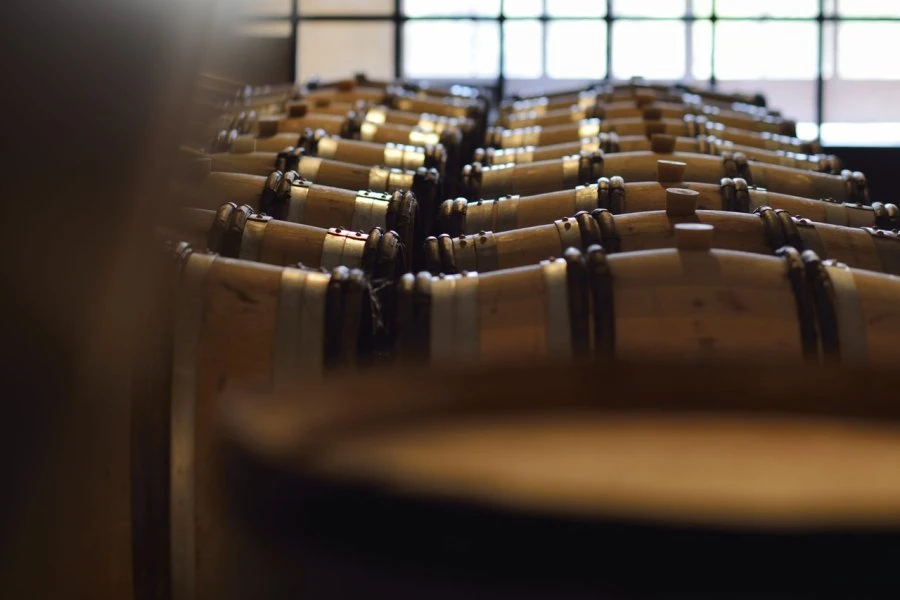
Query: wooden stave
399,243,900,367
440,179,899,236
426,207,900,278
463,150,867,203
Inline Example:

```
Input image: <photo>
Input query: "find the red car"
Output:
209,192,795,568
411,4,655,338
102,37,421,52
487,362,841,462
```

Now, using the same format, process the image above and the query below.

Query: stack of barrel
158,73,900,598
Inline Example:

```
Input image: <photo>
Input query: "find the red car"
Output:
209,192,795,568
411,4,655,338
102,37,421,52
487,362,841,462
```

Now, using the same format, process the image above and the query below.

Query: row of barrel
155,74,900,600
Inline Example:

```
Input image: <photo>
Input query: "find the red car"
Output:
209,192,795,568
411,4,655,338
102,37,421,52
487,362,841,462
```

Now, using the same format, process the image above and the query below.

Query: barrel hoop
351,190,392,231
871,202,888,229
801,250,840,362
775,246,819,361
321,227,366,270
361,227,383,275
792,216,827,260
305,130,329,157
575,210,603,251
575,183,599,213
823,261,869,365
220,204,253,259
722,151,752,185
604,131,621,154
340,268,367,368
755,207,787,254
541,258,573,358
585,244,615,359
474,230,499,273
430,273,479,360
273,267,328,392
563,248,591,359
607,176,625,213
596,177,611,211
275,146,304,173
433,233,457,274
578,149,605,184
862,226,900,275
170,251,216,600
238,214,271,262
554,216,583,252
842,170,869,205
720,178,736,212
323,266,350,368
733,178,751,213
590,208,621,254
881,203,900,230
775,208,805,252
207,202,236,253
384,190,415,265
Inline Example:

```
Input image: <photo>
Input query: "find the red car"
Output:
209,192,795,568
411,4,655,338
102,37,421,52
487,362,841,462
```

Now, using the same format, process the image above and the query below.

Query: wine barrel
215,114,465,197
439,176,898,236
214,362,900,598
476,134,840,174
298,128,447,183
462,150,868,203
285,98,478,141
171,170,423,266
425,194,900,277
166,243,373,600
486,117,817,154
502,84,771,118
306,72,486,103
173,202,407,277
398,239,900,366
305,82,484,121
502,99,794,136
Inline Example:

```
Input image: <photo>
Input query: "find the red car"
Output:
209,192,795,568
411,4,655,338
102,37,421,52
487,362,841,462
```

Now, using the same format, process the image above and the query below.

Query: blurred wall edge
0,0,219,597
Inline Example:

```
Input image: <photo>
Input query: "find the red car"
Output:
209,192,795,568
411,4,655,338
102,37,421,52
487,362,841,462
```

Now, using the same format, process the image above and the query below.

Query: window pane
301,0,392,15
714,0,818,18
837,23,900,79
404,21,500,78
692,0,713,17
612,0,686,18
715,21,818,79
403,0,501,17
613,21,685,80
546,21,607,78
504,20,543,78
836,0,900,17
299,22,394,81
547,0,606,17
503,0,542,17
692,19,712,79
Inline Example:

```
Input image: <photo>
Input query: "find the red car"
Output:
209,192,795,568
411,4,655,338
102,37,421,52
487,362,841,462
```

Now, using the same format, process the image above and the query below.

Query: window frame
241,0,900,145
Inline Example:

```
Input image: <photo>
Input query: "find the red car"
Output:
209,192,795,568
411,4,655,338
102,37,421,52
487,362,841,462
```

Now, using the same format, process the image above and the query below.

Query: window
230,0,900,146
